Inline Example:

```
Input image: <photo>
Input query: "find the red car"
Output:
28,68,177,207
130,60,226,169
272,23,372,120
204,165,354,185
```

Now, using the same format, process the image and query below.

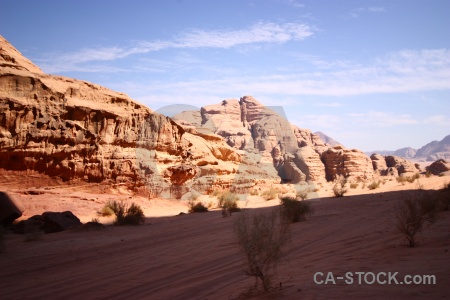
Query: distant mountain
415,135,450,160
367,134,450,161
314,131,342,147
393,147,417,159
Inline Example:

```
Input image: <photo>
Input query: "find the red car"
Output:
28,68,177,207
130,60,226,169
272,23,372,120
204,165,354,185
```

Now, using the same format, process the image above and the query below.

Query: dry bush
261,188,279,201
99,205,114,217
280,196,313,223
333,175,347,197
367,180,381,190
218,191,241,215
350,183,358,189
234,209,291,292
249,189,259,196
296,189,308,200
188,201,208,213
395,192,439,247
106,200,145,225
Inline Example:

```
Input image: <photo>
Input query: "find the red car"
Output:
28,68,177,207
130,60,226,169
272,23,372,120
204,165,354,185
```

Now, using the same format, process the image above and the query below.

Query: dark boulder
41,211,82,233
0,192,23,226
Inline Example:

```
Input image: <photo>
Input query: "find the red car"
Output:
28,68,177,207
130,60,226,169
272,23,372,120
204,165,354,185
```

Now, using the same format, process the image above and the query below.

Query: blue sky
2,0,449,151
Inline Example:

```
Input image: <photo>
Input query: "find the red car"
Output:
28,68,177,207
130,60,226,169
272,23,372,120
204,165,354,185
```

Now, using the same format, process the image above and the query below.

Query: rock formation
426,159,450,175
321,146,374,181
0,35,256,198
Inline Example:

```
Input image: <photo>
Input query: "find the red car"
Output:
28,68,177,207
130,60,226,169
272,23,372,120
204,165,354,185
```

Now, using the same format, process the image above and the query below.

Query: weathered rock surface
385,155,419,175
0,191,22,226
173,96,331,183
370,153,388,174
426,159,450,175
321,146,374,181
0,35,249,197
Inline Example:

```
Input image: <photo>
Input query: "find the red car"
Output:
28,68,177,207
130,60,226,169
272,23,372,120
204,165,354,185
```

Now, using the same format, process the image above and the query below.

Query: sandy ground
1,174,449,299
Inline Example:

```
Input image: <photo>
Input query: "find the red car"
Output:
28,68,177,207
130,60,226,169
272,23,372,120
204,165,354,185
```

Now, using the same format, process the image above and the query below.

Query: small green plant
188,201,208,213
105,200,145,225
350,183,358,189
261,188,279,201
368,180,381,190
333,175,347,197
280,196,313,222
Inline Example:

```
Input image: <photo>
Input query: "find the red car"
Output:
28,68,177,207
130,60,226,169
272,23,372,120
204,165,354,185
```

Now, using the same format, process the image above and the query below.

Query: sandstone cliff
0,36,258,198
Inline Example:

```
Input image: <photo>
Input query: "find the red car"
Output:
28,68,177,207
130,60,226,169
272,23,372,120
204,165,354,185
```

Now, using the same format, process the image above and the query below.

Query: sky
1,0,449,151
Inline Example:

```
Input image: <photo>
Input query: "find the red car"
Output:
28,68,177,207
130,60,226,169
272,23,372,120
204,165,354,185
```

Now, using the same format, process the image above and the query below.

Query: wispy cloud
112,48,450,110
348,6,386,18
38,21,314,73
282,0,305,8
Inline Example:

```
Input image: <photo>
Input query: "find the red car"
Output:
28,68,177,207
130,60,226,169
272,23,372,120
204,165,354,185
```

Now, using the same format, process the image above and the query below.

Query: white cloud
38,22,314,73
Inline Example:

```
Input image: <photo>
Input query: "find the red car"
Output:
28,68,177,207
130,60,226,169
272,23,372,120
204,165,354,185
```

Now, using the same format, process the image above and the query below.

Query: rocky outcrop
0,35,250,198
173,96,330,183
14,211,82,234
385,155,419,175
321,146,374,181
370,153,388,174
426,159,450,175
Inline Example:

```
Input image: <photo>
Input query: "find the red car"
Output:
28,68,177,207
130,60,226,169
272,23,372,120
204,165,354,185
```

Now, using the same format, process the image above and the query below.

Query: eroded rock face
173,96,330,183
321,146,374,181
385,155,418,175
370,153,388,174
0,36,248,197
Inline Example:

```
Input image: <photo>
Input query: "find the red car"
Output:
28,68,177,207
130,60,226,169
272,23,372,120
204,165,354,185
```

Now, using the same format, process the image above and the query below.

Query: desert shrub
406,174,420,183
249,189,259,196
106,200,145,225
296,189,308,200
100,205,114,217
395,192,439,247
332,175,347,197
350,183,358,189
211,190,222,197
188,201,208,213
425,170,432,178
234,209,291,292
218,191,238,207
261,188,279,201
280,196,313,222
368,180,381,190
396,176,407,185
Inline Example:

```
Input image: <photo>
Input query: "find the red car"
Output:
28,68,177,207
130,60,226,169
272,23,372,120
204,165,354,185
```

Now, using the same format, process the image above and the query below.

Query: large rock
14,211,82,234
0,192,23,226
321,146,374,181
173,96,331,183
370,153,388,174
426,159,450,175
385,155,418,175
0,35,249,197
